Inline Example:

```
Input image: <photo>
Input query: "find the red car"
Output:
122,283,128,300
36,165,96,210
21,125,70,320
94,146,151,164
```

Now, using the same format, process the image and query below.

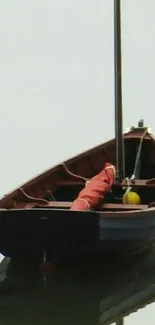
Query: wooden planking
115,179,155,187
56,180,85,186
56,179,155,188
34,201,147,211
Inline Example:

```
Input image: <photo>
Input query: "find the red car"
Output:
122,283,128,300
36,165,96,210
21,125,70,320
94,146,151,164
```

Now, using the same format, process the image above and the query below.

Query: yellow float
123,191,141,205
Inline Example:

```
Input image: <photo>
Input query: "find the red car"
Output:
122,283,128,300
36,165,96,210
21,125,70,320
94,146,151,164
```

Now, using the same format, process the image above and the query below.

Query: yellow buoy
123,191,141,205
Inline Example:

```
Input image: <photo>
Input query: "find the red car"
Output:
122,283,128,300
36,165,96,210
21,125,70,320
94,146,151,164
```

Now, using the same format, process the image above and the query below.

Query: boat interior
1,127,155,212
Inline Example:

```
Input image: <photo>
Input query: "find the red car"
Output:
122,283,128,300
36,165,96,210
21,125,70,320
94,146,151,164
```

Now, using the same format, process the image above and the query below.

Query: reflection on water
0,248,155,324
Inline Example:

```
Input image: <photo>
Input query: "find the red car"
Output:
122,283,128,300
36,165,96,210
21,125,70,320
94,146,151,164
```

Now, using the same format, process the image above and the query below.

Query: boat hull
98,210,155,253
0,208,155,260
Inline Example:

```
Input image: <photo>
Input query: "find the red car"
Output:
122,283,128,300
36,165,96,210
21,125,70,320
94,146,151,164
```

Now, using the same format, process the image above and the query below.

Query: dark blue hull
0,208,155,260
98,211,155,253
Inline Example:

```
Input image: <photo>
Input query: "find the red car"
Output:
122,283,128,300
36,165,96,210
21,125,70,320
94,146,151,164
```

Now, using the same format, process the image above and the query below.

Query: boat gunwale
0,130,155,208
0,206,155,219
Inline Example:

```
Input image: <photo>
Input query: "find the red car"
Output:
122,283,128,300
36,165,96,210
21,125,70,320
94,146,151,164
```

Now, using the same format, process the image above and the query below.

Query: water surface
0,248,155,324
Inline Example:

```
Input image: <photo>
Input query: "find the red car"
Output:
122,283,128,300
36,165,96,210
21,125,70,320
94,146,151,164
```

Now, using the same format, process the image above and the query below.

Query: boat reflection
0,248,155,324
100,247,155,325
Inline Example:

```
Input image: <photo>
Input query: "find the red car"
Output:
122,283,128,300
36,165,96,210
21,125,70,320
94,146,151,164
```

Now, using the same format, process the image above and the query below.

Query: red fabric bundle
70,162,115,211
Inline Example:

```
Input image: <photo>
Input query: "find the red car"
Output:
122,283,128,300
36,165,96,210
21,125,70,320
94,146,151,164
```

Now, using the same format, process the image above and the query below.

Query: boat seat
148,202,155,208
114,178,155,188
56,179,155,188
33,201,147,211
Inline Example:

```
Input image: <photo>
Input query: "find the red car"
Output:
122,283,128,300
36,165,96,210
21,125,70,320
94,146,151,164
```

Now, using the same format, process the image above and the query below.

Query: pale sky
125,301,155,325
110,301,155,325
0,0,155,196
0,1,155,323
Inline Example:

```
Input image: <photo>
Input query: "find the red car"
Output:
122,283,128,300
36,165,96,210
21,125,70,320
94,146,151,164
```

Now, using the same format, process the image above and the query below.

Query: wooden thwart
56,179,155,188
33,201,147,211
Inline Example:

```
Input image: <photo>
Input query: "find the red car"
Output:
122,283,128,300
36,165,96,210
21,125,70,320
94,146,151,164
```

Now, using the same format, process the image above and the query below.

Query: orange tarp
70,162,115,211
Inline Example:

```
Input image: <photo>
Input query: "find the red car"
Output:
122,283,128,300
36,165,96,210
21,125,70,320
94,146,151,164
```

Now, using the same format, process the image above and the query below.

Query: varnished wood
56,180,85,186
115,179,154,187
55,179,155,188
0,127,155,209
33,201,147,211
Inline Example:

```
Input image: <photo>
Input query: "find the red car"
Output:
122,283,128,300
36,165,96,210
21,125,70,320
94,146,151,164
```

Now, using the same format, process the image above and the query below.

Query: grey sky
125,301,155,325
0,0,154,200
0,1,155,322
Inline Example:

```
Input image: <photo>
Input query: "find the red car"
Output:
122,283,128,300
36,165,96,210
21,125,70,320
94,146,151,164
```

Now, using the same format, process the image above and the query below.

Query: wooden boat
0,1,155,260
0,124,155,260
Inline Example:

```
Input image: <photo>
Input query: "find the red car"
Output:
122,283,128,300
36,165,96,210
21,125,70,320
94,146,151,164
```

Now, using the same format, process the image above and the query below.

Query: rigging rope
61,162,89,182
18,162,87,205
18,129,148,205
18,188,49,203
123,129,148,195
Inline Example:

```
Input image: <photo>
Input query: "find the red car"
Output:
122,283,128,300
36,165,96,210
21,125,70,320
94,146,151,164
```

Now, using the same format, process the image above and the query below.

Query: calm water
0,248,155,324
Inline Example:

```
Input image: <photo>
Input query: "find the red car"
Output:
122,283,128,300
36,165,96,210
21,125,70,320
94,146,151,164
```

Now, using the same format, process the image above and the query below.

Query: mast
114,0,125,181
116,318,124,325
